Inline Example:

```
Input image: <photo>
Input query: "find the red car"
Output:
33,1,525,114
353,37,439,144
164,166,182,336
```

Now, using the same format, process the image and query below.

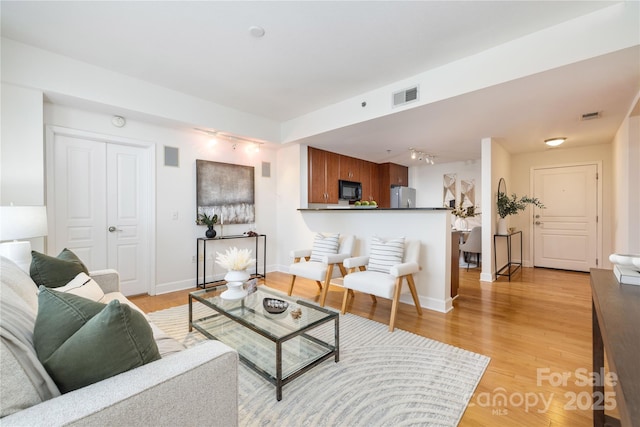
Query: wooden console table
196,234,266,289
590,269,640,426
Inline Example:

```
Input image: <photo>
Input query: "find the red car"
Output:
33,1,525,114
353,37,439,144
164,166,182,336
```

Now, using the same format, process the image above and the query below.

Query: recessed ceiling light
249,26,265,38
545,137,566,147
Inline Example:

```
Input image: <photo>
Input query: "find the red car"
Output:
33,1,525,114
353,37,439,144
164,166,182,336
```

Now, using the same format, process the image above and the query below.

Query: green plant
497,192,545,218
196,212,218,227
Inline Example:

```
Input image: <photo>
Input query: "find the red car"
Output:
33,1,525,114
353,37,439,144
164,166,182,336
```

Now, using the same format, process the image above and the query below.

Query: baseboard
400,293,452,313
480,272,494,282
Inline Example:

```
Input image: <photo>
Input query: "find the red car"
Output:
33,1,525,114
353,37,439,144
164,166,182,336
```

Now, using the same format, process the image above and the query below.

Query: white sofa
0,256,239,426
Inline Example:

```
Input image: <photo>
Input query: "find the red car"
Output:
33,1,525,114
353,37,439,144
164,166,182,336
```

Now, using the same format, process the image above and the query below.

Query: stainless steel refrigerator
391,186,416,208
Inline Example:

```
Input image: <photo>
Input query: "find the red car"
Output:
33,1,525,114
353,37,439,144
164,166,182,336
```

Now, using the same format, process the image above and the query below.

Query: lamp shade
0,206,48,241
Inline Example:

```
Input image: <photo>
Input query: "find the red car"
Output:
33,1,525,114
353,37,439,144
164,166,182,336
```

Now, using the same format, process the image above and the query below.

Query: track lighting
195,128,264,153
409,148,435,165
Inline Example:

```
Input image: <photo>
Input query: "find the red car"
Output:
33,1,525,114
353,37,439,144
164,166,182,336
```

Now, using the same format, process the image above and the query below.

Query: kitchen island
298,207,453,312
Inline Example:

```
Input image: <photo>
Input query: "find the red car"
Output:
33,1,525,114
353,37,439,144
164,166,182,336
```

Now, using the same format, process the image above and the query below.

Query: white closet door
53,135,108,269
52,132,150,295
106,143,149,295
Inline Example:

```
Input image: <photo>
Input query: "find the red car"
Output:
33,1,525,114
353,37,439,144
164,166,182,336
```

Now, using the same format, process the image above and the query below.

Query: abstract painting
196,159,255,225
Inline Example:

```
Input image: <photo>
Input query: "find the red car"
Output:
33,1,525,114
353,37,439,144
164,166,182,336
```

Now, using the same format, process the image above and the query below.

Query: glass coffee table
189,285,339,401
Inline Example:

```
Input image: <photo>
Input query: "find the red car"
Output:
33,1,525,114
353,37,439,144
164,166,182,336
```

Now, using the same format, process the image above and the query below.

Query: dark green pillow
30,248,89,288
34,287,161,393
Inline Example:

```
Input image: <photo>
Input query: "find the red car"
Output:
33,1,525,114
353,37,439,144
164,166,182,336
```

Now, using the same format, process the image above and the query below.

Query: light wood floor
131,267,604,426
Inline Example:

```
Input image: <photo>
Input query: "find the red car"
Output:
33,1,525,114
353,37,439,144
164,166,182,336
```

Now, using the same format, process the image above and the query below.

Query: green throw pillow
34,287,161,393
30,248,90,288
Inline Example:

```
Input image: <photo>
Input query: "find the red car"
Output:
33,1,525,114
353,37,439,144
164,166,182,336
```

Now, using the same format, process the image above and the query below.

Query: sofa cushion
54,272,105,302
30,248,89,289
34,287,161,393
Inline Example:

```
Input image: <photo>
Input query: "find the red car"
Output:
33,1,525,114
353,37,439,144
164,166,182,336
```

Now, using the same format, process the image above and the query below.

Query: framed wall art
196,159,255,225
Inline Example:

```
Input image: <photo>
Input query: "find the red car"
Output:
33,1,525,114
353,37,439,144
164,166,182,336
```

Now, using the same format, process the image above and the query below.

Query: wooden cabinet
308,147,339,203
339,155,360,182
378,162,409,207
360,161,379,203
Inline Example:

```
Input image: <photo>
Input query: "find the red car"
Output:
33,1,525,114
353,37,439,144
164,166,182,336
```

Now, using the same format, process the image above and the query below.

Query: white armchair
341,238,422,332
288,234,356,307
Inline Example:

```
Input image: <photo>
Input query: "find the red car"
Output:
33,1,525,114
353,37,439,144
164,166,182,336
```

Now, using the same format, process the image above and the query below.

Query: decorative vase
205,226,217,239
497,217,508,235
454,217,468,231
221,269,250,300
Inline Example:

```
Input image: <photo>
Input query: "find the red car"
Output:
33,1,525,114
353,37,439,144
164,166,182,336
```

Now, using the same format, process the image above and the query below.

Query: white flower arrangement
215,247,256,271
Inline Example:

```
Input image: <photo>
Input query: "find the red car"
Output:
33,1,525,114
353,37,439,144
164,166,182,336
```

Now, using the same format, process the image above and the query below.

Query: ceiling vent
393,85,419,107
580,111,601,121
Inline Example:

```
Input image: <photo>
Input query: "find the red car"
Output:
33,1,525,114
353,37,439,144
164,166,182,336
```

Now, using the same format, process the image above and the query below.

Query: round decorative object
221,269,250,300
205,226,216,239
263,298,289,314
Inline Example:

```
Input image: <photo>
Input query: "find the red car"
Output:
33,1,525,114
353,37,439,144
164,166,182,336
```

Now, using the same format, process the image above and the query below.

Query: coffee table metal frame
189,285,339,401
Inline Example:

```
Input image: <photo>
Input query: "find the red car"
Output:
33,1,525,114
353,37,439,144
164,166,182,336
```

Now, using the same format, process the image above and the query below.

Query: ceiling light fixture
409,148,435,165
545,137,566,147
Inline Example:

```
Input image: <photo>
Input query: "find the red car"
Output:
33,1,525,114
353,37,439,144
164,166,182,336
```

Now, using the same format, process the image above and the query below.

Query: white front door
49,130,151,295
532,164,598,272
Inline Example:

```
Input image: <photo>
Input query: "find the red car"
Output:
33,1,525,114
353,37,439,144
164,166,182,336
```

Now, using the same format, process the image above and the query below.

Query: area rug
148,299,490,427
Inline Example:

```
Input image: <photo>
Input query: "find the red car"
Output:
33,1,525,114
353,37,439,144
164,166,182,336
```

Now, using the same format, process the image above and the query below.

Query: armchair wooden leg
341,287,350,314
406,274,423,316
369,295,377,304
288,275,297,296
389,277,403,332
320,264,335,307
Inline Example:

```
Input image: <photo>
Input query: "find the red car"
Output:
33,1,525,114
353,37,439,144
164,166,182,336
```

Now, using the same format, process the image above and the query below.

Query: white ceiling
1,1,639,165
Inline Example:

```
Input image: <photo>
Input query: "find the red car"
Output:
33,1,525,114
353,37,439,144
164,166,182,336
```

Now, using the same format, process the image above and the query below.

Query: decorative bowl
263,298,289,314
609,253,640,269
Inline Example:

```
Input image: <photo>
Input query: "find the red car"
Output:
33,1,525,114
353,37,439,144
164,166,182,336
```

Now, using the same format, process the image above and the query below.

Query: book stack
614,265,640,286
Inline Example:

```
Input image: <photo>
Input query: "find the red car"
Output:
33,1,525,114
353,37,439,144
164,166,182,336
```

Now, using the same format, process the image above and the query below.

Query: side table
196,234,266,288
494,231,522,281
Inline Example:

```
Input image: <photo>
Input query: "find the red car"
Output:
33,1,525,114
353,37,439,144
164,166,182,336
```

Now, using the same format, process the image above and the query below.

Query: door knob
535,214,540,218
535,221,543,225
108,226,117,232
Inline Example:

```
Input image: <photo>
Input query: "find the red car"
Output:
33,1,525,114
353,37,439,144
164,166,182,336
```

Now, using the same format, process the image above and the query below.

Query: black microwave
339,180,361,201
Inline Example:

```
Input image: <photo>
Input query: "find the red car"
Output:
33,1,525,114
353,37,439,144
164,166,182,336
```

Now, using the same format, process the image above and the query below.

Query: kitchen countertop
298,207,450,211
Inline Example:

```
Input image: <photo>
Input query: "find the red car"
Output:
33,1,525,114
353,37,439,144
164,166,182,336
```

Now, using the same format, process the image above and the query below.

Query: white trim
45,125,157,295
529,161,602,270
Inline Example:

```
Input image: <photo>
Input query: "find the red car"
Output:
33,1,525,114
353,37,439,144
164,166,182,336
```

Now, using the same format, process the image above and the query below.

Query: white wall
1,84,44,205
44,103,280,294
1,83,46,253
612,94,640,254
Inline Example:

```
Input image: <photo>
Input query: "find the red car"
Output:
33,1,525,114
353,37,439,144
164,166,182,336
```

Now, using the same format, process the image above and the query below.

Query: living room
1,2,639,425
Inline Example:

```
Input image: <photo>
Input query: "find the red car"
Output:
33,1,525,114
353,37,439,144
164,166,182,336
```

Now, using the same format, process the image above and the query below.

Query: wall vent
580,111,601,121
393,85,419,107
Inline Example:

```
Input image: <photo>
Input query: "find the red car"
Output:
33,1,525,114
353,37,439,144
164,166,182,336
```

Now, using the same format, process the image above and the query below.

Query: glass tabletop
190,285,338,340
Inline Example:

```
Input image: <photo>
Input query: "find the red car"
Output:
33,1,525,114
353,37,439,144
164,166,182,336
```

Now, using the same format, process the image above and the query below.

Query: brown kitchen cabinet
308,147,339,203
360,161,379,203
377,162,409,207
339,155,361,182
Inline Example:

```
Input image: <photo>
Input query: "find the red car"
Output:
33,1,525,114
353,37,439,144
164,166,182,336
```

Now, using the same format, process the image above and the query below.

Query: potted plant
450,198,480,230
496,192,544,234
196,212,218,238
215,247,256,300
